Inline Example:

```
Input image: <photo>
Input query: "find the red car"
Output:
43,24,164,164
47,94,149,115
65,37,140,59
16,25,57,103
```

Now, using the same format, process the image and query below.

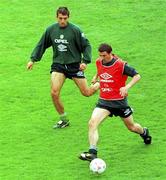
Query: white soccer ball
89,158,106,174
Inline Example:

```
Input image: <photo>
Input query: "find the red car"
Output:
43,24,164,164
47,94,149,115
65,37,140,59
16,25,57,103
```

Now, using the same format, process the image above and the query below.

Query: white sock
89,145,97,151
60,112,67,118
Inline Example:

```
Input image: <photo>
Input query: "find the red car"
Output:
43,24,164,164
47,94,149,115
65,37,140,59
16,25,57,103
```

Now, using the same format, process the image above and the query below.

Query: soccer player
79,43,152,161
27,7,99,128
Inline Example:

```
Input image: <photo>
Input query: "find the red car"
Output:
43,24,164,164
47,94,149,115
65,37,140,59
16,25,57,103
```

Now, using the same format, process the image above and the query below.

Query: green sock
60,113,67,120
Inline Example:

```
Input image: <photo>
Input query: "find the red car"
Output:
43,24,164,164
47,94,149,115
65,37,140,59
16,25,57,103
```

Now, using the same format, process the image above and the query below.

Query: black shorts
96,104,133,118
50,62,85,79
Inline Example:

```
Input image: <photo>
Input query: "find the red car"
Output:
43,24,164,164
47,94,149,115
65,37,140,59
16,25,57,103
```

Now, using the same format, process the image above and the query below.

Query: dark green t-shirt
30,22,91,65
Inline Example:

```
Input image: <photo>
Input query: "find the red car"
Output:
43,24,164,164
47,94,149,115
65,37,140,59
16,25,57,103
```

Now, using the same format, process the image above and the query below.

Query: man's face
99,51,111,62
57,13,69,27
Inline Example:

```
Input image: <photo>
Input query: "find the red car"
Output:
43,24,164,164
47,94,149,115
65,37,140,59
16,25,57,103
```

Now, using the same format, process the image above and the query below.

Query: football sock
89,145,97,154
89,145,97,150
89,149,97,155
141,128,147,137
60,112,67,120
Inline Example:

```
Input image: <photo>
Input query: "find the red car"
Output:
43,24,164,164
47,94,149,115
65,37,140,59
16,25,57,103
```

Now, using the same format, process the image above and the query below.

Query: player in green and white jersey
27,7,99,128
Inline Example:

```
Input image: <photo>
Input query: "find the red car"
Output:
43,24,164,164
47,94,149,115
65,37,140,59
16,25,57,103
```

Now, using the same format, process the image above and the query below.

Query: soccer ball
89,158,106,174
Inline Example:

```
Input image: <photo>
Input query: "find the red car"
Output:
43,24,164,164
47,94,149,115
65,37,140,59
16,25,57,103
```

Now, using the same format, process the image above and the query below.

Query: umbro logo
100,73,112,80
58,44,67,52
76,71,84,77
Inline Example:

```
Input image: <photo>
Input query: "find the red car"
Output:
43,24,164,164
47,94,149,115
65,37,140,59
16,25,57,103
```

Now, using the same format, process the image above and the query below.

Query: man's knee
88,118,97,130
81,89,90,97
51,88,60,99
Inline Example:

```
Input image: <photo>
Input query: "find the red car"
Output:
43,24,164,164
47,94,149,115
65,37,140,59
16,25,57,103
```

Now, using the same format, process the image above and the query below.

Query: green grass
0,0,166,179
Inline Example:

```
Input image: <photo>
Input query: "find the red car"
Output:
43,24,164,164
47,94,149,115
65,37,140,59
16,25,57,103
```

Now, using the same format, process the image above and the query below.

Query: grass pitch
0,0,166,179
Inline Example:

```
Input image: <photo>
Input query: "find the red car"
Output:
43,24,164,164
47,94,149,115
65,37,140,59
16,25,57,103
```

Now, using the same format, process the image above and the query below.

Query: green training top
30,22,92,65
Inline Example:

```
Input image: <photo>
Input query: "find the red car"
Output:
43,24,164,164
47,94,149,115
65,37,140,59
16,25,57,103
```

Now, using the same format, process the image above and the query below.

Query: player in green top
27,7,99,128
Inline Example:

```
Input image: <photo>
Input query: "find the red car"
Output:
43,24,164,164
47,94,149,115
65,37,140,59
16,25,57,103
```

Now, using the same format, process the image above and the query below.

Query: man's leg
122,115,152,144
73,78,99,97
79,108,110,161
51,72,69,128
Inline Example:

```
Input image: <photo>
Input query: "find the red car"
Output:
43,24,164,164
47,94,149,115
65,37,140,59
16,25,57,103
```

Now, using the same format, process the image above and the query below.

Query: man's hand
27,61,34,70
91,74,98,84
119,86,129,97
79,63,87,71
91,77,98,84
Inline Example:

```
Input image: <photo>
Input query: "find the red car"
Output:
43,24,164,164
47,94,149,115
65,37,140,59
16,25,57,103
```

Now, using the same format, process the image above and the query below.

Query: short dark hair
56,7,70,17
98,43,112,53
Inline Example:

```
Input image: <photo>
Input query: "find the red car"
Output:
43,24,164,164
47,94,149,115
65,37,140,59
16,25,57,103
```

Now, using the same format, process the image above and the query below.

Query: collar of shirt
102,58,116,66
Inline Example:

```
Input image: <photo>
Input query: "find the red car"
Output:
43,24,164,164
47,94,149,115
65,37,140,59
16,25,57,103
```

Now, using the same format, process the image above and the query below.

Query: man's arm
27,29,52,70
30,29,52,62
75,27,92,64
81,38,92,64
120,74,141,97
78,31,92,71
91,73,99,84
